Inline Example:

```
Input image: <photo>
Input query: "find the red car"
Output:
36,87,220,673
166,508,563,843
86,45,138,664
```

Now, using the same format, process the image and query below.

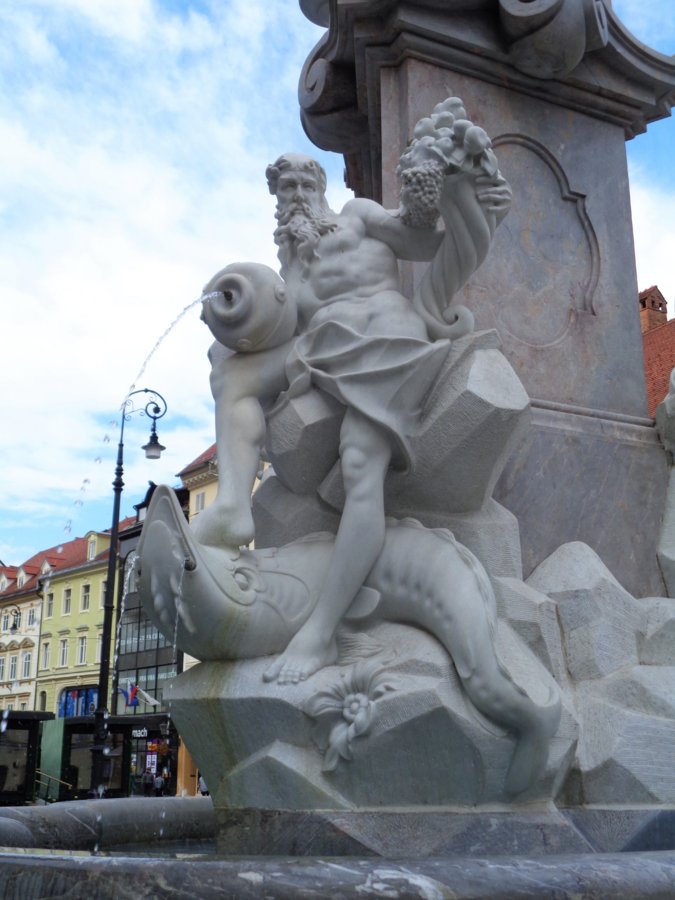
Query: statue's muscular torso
288,200,430,341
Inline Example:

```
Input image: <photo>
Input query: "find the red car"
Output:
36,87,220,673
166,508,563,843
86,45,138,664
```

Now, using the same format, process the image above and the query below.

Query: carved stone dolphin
136,484,561,795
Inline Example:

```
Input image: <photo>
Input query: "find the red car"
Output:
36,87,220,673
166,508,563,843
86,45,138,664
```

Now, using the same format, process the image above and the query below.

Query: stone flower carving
304,660,397,771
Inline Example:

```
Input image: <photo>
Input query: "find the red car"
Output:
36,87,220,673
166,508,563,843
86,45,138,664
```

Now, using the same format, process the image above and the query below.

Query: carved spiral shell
201,262,297,352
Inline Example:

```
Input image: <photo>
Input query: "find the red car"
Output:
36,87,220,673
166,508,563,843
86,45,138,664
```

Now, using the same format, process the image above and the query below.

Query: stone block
252,472,340,548
571,680,675,805
390,342,530,514
496,404,668,599
215,807,594,858
639,597,675,665
526,542,642,681
441,500,523,580
657,471,675,598
494,576,569,687
265,387,344,494
316,491,523,581
220,741,348,810
165,620,574,810
317,332,530,517
592,666,675,721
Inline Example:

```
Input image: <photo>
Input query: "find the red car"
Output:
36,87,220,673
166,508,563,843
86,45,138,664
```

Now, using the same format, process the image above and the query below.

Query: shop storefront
39,713,177,800
127,716,178,796
0,711,54,805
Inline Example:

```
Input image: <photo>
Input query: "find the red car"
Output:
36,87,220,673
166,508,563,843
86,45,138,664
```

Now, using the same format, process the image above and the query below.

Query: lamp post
8,606,21,634
91,388,167,796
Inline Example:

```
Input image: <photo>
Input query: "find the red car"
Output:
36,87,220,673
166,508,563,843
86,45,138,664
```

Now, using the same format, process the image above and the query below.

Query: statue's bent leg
192,341,290,548
264,410,392,684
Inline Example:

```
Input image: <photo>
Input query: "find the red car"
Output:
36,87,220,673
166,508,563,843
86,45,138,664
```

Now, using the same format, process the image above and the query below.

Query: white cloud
26,0,156,45
628,177,675,303
610,0,675,51
0,0,336,562
1,0,671,564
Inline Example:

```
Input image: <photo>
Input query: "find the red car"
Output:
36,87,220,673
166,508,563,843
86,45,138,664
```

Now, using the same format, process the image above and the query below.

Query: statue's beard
274,199,336,277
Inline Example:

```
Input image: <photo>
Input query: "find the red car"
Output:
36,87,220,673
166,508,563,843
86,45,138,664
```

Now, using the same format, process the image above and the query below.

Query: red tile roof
177,443,216,477
0,515,139,602
643,318,675,417
640,285,662,303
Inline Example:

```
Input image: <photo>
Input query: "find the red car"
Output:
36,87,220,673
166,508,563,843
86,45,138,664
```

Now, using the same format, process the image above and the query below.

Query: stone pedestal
298,0,675,595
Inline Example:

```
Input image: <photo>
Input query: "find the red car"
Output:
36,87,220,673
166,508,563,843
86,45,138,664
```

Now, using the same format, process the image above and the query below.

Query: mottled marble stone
0,848,674,899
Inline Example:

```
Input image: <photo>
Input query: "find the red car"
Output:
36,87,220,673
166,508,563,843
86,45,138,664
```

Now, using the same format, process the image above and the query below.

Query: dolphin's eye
234,569,253,590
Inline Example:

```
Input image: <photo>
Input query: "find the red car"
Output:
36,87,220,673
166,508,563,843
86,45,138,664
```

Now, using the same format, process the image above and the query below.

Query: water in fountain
111,552,138,700
161,556,191,782
50,295,204,545
123,296,204,404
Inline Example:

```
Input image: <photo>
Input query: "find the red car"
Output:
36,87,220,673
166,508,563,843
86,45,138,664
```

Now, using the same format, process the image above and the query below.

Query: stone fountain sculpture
136,90,675,855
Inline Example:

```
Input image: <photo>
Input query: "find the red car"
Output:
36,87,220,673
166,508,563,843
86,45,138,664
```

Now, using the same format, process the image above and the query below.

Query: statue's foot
191,501,254,548
263,631,338,685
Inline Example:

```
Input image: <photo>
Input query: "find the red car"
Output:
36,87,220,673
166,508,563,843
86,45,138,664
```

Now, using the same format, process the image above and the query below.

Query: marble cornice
181,466,218,490
299,0,675,198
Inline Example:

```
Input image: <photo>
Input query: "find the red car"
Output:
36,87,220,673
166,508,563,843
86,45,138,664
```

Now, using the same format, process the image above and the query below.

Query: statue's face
275,168,324,216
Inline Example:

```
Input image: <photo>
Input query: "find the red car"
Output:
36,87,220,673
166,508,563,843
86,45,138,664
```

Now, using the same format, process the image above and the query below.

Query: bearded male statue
194,98,512,686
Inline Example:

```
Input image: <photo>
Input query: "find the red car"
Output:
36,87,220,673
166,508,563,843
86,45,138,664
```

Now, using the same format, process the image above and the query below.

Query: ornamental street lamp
91,388,167,797
8,606,21,634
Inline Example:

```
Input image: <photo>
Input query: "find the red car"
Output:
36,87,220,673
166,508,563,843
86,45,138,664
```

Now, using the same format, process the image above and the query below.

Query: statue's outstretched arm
193,262,296,548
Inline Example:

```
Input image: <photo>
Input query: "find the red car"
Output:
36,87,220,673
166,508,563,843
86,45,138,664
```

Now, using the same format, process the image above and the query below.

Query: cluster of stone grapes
397,95,497,228
399,160,446,228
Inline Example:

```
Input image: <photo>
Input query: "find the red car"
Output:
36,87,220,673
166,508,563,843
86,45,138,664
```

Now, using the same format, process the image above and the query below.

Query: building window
87,538,97,560
77,636,87,665
58,639,68,668
81,584,90,612
58,685,98,718
100,582,107,608
0,657,5,680
17,573,25,588
1,613,9,632
21,652,31,679
63,588,71,615
119,608,170,655
41,642,50,670
96,633,102,663
39,691,47,711
46,593,54,617
11,610,21,631
20,702,27,711
9,655,17,680
195,491,206,513
27,607,36,627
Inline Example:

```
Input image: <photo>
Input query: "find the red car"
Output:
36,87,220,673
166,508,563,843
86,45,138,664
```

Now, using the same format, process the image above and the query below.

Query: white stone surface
526,542,642,681
166,621,572,809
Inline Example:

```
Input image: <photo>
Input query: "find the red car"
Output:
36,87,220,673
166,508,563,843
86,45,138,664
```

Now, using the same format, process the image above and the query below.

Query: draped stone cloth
283,317,450,471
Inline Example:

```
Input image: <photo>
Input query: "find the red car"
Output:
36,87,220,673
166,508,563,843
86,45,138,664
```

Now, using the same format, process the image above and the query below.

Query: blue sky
0,0,673,564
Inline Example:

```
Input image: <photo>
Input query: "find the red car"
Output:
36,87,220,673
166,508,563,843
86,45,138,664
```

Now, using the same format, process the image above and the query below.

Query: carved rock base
165,621,575,811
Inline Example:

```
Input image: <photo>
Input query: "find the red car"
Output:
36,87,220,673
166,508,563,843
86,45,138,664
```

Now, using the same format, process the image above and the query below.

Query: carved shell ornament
201,261,297,353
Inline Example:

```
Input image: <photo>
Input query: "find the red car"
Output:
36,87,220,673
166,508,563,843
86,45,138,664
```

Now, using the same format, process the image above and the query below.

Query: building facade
34,528,123,718
113,483,195,796
176,444,218,524
0,562,43,712
640,285,675,417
